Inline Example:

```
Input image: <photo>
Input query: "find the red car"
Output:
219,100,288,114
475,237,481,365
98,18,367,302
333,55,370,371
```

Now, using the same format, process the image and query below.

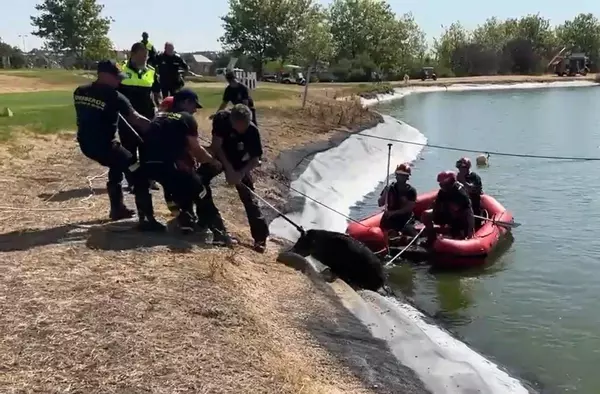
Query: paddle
383,143,392,207
384,227,426,267
475,215,521,229
385,143,392,189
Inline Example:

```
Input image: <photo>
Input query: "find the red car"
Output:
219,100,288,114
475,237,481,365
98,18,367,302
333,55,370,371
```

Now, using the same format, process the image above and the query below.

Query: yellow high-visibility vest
143,40,154,51
121,62,155,87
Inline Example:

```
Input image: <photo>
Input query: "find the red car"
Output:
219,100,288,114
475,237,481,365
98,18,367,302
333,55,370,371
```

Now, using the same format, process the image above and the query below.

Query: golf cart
280,64,307,85
420,67,437,81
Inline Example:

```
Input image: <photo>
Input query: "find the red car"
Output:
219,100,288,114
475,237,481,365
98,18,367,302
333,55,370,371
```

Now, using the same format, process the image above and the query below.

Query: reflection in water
387,234,515,327
387,264,416,297
433,273,475,324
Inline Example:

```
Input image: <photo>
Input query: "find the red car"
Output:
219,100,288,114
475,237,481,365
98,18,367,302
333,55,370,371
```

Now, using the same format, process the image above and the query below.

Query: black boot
209,213,236,247
134,190,166,232
138,219,166,232
177,210,196,234
107,182,135,221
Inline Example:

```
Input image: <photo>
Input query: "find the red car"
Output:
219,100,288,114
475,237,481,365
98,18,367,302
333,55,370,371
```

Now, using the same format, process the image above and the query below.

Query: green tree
271,0,321,65
472,17,510,52
395,13,427,71
30,0,113,61
220,0,275,75
556,13,600,61
434,22,470,70
292,7,334,67
515,14,556,56
0,39,27,69
220,0,319,75
328,0,395,61
328,0,421,78
83,35,114,62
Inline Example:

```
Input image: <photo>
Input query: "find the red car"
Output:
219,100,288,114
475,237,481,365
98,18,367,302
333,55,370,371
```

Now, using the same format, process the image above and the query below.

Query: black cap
142,31,149,37
173,88,203,108
97,59,127,80
225,70,236,81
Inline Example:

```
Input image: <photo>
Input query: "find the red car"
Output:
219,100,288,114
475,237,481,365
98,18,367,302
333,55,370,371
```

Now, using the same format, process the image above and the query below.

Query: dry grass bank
0,80,425,392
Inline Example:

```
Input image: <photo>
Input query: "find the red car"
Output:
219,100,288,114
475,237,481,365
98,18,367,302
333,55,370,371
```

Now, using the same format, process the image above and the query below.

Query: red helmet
437,170,457,185
395,163,411,176
456,157,471,169
159,96,174,111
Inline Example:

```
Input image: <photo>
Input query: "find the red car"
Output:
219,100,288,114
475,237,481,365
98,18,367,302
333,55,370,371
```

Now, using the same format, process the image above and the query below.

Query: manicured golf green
0,87,290,139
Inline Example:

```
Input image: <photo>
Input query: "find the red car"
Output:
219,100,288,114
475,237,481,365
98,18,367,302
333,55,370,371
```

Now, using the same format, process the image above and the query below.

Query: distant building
182,53,213,75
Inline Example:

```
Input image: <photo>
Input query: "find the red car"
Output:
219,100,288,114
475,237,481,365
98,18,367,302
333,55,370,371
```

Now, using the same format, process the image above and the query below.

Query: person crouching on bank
132,89,224,233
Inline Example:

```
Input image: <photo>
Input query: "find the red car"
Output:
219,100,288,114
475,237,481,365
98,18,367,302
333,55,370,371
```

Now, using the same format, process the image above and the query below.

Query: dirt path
0,74,67,93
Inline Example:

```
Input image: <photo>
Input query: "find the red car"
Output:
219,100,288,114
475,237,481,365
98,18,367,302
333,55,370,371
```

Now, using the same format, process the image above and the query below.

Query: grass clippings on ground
0,84,403,393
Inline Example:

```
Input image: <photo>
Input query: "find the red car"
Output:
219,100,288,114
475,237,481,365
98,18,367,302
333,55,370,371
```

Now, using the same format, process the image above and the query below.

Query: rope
0,170,106,212
358,133,600,161
285,184,368,227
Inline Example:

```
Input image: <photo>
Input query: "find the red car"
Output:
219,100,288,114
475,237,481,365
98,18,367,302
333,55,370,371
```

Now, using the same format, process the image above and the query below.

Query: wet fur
291,229,386,291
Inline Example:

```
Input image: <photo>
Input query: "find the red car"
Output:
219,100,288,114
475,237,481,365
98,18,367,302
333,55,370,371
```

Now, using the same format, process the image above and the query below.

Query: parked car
316,72,337,82
261,73,278,82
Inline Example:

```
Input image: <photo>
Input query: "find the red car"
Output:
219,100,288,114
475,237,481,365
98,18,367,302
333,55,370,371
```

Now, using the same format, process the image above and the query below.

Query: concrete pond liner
269,80,597,393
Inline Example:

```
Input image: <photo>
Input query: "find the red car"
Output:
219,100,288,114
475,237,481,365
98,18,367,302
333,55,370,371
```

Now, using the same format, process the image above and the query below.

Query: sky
1,0,599,53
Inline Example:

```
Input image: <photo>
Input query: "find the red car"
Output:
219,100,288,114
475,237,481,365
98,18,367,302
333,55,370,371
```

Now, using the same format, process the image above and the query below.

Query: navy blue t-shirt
74,82,134,147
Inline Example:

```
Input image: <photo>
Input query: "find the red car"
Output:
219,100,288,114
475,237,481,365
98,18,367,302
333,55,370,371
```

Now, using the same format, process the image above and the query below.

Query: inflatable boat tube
346,190,514,268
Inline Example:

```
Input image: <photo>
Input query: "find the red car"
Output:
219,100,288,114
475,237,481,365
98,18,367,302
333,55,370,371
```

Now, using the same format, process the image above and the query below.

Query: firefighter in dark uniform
134,89,227,238
155,42,189,98
73,59,153,223
216,71,257,124
209,104,269,252
118,42,161,191
141,32,157,66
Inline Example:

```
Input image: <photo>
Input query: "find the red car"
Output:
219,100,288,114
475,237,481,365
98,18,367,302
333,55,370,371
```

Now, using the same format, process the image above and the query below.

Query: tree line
220,0,600,80
4,0,600,81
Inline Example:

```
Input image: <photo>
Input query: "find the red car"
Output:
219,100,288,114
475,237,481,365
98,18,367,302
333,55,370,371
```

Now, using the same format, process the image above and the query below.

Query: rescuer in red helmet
456,156,483,227
422,170,474,240
377,163,418,239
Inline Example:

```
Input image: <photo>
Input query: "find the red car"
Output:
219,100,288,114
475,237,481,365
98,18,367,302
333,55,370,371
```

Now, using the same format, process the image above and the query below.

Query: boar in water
290,229,385,291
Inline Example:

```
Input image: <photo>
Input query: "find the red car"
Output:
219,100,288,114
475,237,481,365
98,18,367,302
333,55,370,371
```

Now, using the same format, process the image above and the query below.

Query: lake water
350,86,600,393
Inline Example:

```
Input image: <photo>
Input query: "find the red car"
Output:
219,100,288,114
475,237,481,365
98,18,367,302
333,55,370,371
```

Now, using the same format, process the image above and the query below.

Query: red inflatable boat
346,190,514,268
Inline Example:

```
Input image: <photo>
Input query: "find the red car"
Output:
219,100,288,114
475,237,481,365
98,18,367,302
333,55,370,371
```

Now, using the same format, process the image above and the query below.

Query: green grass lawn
0,87,291,139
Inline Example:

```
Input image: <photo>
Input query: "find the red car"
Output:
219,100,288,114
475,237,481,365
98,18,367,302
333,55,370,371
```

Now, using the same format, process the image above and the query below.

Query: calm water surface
351,86,600,393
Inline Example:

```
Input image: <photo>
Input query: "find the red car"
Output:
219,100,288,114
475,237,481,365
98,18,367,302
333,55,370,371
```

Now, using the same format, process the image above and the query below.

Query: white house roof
192,54,212,63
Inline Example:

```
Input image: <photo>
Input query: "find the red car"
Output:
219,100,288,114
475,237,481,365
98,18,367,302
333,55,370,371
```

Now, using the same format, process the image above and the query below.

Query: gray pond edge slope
266,89,544,393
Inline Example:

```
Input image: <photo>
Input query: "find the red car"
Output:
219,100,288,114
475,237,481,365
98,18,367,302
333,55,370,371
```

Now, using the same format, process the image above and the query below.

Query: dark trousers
472,200,482,228
380,211,417,236
251,108,257,125
160,81,183,98
197,165,269,242
80,140,134,187
79,140,136,213
133,162,214,220
117,118,141,187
